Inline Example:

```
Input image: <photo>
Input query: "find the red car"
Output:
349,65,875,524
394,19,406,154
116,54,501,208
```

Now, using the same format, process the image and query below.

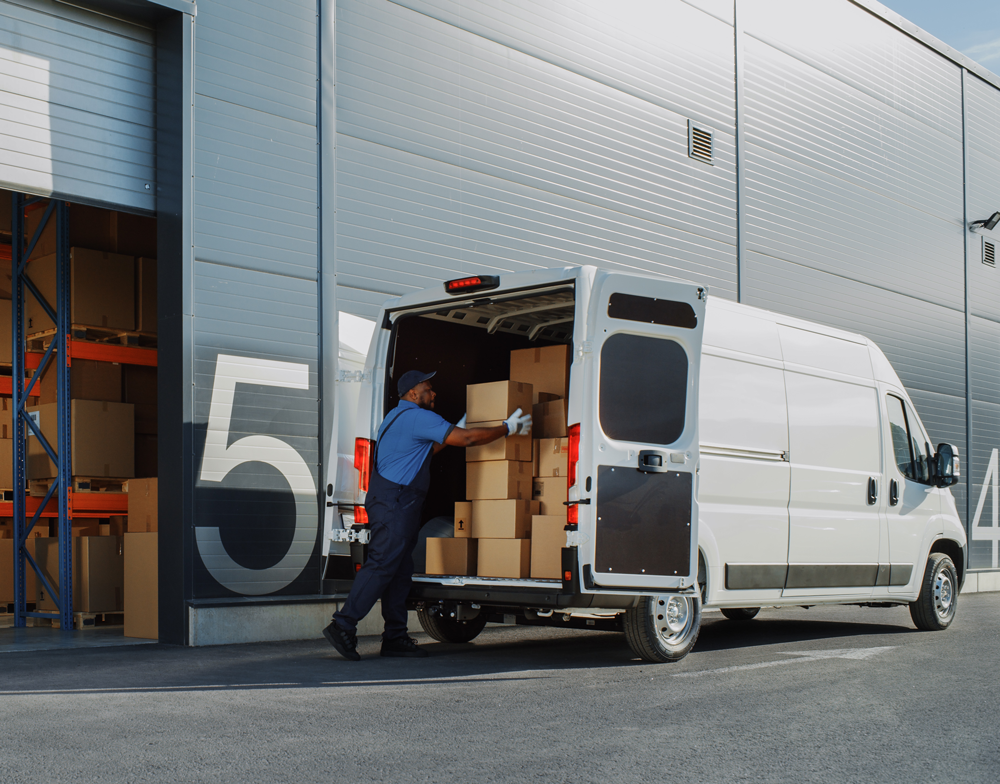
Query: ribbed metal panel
335,0,737,316
969,401,1000,568
965,75,1000,320
0,0,154,210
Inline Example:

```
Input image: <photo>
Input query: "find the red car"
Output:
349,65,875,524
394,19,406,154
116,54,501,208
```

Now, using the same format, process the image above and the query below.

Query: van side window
600,333,687,444
905,402,931,483
886,394,931,484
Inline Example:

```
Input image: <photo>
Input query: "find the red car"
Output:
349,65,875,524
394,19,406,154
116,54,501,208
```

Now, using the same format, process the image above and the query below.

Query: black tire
624,594,701,663
909,552,959,631
417,607,488,643
720,607,760,621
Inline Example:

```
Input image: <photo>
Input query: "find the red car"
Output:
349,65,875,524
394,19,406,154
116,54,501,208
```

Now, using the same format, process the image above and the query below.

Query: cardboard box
127,477,158,532
425,537,477,576
0,538,38,603
510,344,571,404
465,420,532,462
136,258,157,333
25,249,135,334
0,298,10,364
477,538,531,579
123,363,157,435
532,398,568,438
466,460,532,501
531,515,567,579
0,435,10,489
38,359,122,405
531,500,541,515
124,531,158,639
134,434,157,478
466,380,533,424
27,401,135,479
537,438,570,477
0,396,9,439
470,499,532,539
24,205,156,260
35,536,124,613
532,477,568,516
108,516,128,536
454,501,472,538
71,519,102,537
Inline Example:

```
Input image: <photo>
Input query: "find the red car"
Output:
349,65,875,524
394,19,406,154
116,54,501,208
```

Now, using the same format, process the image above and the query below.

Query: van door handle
867,477,878,505
638,450,669,473
889,479,899,506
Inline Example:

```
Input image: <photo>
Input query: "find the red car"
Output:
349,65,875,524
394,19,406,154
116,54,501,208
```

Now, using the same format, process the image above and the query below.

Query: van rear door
580,271,706,592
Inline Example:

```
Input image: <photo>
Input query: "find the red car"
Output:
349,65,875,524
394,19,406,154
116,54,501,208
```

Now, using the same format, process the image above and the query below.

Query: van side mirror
933,443,960,487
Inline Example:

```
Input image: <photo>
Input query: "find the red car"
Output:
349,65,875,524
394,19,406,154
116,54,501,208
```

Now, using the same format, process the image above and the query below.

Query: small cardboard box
454,501,473,538
531,515,567,579
27,401,135,479
532,398,568,438
136,257,157,333
0,298,10,364
510,344,571,404
533,477,568,516
471,499,532,539
465,421,532,463
466,380,533,424
0,538,38,603
425,537,477,576
123,364,157,434
25,249,135,334
38,359,122,405
531,500,541,515
127,477,158,533
124,532,158,639
477,538,531,579
35,536,124,613
537,438,569,477
0,397,10,439
466,460,532,500
0,437,11,489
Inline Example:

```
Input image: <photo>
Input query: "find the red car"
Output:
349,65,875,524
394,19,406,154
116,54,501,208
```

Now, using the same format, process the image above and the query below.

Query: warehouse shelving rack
7,194,157,630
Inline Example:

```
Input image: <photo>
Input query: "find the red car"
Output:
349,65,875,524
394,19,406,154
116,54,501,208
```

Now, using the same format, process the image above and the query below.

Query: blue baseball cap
397,369,436,397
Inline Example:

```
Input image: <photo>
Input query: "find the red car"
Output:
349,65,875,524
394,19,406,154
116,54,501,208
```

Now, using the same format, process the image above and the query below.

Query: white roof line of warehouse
852,0,1000,91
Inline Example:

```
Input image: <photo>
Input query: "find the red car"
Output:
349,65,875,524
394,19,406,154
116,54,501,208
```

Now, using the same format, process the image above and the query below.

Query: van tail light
567,423,581,524
444,275,499,295
353,505,369,525
354,437,373,494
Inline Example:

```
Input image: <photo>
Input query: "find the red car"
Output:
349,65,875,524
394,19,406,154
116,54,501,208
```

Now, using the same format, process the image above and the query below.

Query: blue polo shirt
375,401,455,486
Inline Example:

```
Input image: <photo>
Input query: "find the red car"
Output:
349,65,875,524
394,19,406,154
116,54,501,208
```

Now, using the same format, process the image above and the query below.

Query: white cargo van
327,266,966,662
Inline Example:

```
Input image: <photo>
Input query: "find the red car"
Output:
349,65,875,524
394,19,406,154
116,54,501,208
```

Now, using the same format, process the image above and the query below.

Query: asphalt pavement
1,594,998,784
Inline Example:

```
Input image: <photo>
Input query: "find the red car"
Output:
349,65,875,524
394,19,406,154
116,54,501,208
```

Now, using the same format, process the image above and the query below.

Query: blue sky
881,0,1000,70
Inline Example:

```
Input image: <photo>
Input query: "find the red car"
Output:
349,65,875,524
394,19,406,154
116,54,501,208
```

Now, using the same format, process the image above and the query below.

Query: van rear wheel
417,607,489,643
624,594,701,663
721,607,760,621
909,552,958,631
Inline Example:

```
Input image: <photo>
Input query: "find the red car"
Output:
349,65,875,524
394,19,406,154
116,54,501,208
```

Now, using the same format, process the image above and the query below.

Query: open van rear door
580,271,706,592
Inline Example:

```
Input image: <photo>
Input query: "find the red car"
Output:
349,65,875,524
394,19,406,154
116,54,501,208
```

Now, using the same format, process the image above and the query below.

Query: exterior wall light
969,212,1000,231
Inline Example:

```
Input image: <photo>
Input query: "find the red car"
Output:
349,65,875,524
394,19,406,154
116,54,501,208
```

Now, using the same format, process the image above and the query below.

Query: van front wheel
624,594,701,663
909,552,958,631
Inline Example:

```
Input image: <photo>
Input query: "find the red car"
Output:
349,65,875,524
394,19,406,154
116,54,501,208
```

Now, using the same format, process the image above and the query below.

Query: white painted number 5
196,354,318,595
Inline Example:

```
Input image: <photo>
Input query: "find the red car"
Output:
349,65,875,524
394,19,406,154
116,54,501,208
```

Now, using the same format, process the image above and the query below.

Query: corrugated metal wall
0,0,155,211
332,0,1000,571
191,0,321,597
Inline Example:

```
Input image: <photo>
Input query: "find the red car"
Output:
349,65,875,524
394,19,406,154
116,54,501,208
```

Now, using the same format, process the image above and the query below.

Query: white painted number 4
196,354,318,595
972,449,1000,569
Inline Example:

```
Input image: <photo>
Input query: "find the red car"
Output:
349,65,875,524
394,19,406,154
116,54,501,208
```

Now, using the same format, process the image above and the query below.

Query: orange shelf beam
24,341,157,368
0,493,128,519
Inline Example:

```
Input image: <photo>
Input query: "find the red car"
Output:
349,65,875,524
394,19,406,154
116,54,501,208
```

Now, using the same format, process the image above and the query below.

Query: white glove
457,413,467,429
503,408,533,437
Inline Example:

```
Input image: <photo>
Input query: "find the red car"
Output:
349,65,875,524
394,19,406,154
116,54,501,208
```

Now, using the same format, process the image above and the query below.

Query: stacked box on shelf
124,477,157,638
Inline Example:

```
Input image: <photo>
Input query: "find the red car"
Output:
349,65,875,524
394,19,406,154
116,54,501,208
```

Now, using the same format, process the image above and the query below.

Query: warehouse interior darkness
0,187,161,644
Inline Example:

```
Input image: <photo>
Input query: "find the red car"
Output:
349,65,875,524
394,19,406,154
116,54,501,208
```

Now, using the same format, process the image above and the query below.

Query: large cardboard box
0,539,38,604
135,257,157,333
466,460,532,500
27,401,134,479
471,499,532,539
454,502,472,538
0,298,10,364
425,537,477,576
124,532,158,639
477,538,531,579
465,420,531,462
38,359,122,405
510,345,571,404
531,515,567,579
466,380,533,424
537,438,569,477
35,536,124,613
127,477,158,532
0,435,10,489
532,477,568,516
25,249,135,334
532,398,568,438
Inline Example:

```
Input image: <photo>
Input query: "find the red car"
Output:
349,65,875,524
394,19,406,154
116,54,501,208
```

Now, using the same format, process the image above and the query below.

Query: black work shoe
323,622,360,661
381,636,429,658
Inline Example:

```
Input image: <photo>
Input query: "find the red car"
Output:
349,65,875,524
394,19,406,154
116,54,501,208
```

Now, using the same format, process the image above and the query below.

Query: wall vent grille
985,239,996,267
688,121,713,165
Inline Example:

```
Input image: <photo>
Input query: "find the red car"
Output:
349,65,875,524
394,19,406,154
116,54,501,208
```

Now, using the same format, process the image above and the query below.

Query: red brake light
567,424,581,488
354,438,373,493
354,505,369,525
444,275,500,294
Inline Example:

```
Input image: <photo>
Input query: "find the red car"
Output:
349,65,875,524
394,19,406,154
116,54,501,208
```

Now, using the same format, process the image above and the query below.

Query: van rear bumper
406,581,591,610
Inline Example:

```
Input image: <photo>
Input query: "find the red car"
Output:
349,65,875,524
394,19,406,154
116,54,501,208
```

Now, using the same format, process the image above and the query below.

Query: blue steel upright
11,195,73,631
